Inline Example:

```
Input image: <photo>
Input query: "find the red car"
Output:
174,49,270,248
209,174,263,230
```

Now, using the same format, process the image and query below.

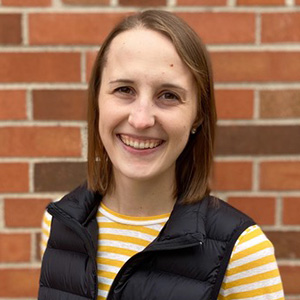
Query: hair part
87,10,217,204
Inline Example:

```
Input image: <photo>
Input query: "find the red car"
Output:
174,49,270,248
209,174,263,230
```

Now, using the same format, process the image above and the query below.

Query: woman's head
87,10,217,204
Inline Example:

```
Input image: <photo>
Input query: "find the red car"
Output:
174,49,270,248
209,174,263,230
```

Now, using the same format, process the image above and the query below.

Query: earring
191,128,196,134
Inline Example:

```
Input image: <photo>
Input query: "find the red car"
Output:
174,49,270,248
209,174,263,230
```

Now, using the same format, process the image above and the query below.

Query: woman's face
98,28,197,183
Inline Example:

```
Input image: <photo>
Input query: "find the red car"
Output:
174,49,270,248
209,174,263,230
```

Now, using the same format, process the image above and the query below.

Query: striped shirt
41,202,285,300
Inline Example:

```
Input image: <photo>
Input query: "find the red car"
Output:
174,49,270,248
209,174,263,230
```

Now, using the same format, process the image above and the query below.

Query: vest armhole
210,220,256,300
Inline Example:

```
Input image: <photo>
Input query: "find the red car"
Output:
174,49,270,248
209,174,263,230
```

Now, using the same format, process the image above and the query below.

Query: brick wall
0,0,299,298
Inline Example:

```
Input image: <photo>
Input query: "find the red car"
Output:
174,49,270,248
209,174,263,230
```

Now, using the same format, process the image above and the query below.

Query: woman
39,10,284,300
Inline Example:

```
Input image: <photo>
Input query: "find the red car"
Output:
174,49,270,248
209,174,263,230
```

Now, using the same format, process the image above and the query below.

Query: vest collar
53,184,208,245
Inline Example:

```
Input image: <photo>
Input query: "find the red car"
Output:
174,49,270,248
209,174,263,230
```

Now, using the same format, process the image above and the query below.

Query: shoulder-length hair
87,10,217,204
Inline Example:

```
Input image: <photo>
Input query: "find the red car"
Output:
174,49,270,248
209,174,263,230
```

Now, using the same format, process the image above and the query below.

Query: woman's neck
102,169,176,217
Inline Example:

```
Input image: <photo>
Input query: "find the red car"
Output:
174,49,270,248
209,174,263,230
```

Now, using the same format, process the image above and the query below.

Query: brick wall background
0,0,299,298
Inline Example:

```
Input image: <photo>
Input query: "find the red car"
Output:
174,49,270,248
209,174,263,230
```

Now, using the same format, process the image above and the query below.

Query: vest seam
210,220,256,300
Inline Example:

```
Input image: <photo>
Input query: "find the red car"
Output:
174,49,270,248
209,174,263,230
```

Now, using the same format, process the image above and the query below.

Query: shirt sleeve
218,225,285,300
41,210,52,258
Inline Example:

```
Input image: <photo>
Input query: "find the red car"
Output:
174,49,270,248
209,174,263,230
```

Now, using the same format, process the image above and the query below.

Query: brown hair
87,10,217,204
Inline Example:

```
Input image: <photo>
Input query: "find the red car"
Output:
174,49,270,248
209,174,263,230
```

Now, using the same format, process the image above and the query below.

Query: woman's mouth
118,134,164,150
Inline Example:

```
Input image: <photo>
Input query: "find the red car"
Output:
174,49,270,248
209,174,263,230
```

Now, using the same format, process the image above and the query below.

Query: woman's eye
115,86,134,95
160,92,180,102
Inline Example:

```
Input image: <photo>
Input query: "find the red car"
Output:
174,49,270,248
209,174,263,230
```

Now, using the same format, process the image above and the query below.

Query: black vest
38,184,255,300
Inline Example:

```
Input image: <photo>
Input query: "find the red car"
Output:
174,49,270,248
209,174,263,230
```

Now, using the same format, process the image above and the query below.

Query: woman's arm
219,225,285,300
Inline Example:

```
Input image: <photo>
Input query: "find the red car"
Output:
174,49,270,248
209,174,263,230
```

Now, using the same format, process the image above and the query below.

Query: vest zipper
106,237,203,300
47,202,98,300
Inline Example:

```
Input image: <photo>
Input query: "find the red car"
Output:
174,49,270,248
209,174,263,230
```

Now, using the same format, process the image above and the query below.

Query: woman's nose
128,101,155,130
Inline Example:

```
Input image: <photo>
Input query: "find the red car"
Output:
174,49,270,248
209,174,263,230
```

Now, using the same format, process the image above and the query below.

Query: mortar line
286,0,295,6
255,12,261,45
0,199,4,229
253,89,260,119
1,6,300,13
276,196,283,226
22,12,29,46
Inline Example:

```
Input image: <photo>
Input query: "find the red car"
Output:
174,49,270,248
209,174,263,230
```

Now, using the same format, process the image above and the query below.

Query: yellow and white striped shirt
41,203,285,300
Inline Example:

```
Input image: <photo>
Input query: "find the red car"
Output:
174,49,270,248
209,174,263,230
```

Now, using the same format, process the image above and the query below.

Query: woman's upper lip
118,133,165,141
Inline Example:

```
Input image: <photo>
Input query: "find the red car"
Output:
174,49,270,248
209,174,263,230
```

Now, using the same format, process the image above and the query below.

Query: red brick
2,0,51,5
211,161,252,191
62,0,109,4
260,90,300,118
177,0,226,5
33,90,87,120
211,52,300,82
177,13,255,44
260,162,300,190
265,231,300,259
215,90,254,119
227,197,275,225
5,198,51,227
86,51,98,82
0,233,31,262
262,13,300,43
0,90,26,120
0,14,21,44
237,0,284,4
279,266,300,294
0,127,81,157
283,197,300,225
215,125,300,155
29,13,129,45
0,52,80,83
0,163,29,192
297,0,300,4
0,269,39,297
120,0,165,5
34,162,86,192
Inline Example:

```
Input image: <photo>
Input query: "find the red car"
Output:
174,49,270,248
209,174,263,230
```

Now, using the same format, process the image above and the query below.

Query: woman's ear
191,116,204,134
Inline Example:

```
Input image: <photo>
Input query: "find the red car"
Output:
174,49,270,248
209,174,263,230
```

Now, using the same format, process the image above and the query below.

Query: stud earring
191,128,197,134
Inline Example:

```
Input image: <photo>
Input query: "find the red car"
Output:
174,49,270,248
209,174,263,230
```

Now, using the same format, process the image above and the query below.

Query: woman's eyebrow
109,79,134,85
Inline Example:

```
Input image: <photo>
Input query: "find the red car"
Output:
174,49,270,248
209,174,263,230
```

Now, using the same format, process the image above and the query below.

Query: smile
119,134,164,150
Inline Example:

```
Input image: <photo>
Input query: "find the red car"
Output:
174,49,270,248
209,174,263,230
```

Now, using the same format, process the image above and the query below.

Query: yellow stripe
99,233,150,247
99,203,170,221
99,222,160,236
97,270,116,279
237,227,262,245
97,257,124,268
98,282,110,292
97,296,106,300
43,217,51,227
222,269,280,289
42,228,50,237
227,254,275,276
98,245,138,257
230,240,273,262
219,283,283,300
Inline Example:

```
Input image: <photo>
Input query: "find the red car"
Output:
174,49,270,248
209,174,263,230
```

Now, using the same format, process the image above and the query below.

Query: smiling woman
38,10,285,300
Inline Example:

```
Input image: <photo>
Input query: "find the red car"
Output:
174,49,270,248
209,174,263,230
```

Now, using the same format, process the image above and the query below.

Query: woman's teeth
119,135,162,149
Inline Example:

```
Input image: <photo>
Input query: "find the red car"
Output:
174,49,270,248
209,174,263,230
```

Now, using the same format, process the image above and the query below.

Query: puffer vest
38,184,255,300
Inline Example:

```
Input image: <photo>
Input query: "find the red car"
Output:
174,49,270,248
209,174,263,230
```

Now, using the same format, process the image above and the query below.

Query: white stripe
225,262,279,282
234,233,269,254
98,288,109,298
221,276,282,296
98,251,131,262
97,216,114,223
228,247,275,269
222,290,284,300
100,227,157,242
98,263,120,274
99,239,145,252
97,276,113,286
99,206,169,225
